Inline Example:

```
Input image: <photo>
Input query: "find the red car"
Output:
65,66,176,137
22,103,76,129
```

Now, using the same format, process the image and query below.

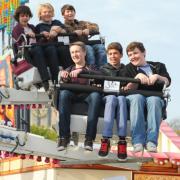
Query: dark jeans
43,45,60,83
58,90,102,140
29,46,50,82
57,45,74,69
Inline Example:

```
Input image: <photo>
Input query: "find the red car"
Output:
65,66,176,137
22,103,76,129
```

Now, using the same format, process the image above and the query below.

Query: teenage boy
98,42,127,161
57,41,102,151
36,3,73,72
12,5,51,91
123,41,171,152
60,4,107,67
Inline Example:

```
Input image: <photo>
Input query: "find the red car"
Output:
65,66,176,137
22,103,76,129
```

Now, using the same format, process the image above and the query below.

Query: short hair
126,41,145,54
69,41,86,52
38,3,54,20
14,5,32,22
107,42,123,55
61,4,76,15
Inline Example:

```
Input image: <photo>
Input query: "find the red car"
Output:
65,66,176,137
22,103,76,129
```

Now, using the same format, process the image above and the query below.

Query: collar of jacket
136,62,156,71
39,20,52,25
105,63,124,69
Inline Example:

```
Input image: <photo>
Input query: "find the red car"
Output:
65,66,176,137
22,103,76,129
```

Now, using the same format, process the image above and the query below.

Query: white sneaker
84,139,93,151
146,142,157,152
57,138,70,151
133,143,143,152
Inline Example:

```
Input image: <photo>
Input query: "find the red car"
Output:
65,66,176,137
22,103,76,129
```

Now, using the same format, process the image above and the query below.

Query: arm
50,26,66,33
12,25,24,45
148,74,169,86
60,70,70,82
35,24,50,41
12,25,25,54
79,20,99,36
60,65,74,82
120,64,139,90
49,26,66,38
146,62,171,86
25,24,36,38
100,66,110,76
156,63,171,86
83,21,99,33
49,20,66,38
82,65,102,75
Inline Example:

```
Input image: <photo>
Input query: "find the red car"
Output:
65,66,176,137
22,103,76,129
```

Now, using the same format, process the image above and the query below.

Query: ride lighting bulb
45,157,50,163
52,159,59,164
7,105,12,109
20,104,25,109
12,153,18,157
32,104,36,109
38,104,42,109
14,105,19,110
36,156,42,162
4,151,9,157
29,155,34,159
26,104,31,109
1,105,6,110
20,154,26,159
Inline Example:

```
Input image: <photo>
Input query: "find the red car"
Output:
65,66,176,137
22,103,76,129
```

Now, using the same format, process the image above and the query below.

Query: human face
40,7,53,22
19,14,30,27
70,45,86,65
107,49,122,67
127,47,146,66
63,9,75,21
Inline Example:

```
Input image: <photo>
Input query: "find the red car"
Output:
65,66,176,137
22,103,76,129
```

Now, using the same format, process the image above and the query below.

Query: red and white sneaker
117,140,127,161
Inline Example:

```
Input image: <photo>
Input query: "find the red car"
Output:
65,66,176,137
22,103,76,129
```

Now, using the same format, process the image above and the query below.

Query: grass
30,124,57,141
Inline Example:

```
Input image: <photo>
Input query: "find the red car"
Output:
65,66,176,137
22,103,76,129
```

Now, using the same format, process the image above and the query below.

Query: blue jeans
58,90,102,140
102,95,127,138
86,44,107,67
126,94,164,146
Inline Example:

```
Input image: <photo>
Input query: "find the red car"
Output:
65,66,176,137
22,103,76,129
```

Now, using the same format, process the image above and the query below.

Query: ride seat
11,45,42,90
69,102,131,136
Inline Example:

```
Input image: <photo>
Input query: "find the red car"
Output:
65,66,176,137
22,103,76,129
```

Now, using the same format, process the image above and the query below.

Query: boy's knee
117,96,126,103
45,45,56,53
147,96,164,107
129,94,145,102
106,95,117,101
60,90,71,100
90,92,101,102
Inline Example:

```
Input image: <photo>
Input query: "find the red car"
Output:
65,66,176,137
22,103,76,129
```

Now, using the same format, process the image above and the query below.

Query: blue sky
1,0,180,121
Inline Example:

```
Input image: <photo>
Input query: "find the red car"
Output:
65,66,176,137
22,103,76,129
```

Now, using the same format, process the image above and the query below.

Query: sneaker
42,80,49,92
71,132,79,146
57,137,70,151
146,142,157,152
84,138,93,151
98,139,110,157
117,140,127,161
133,143,144,153
47,86,55,99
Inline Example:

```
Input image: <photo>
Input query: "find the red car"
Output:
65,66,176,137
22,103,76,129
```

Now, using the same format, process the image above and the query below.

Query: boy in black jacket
123,41,171,153
99,42,127,161
36,3,73,72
